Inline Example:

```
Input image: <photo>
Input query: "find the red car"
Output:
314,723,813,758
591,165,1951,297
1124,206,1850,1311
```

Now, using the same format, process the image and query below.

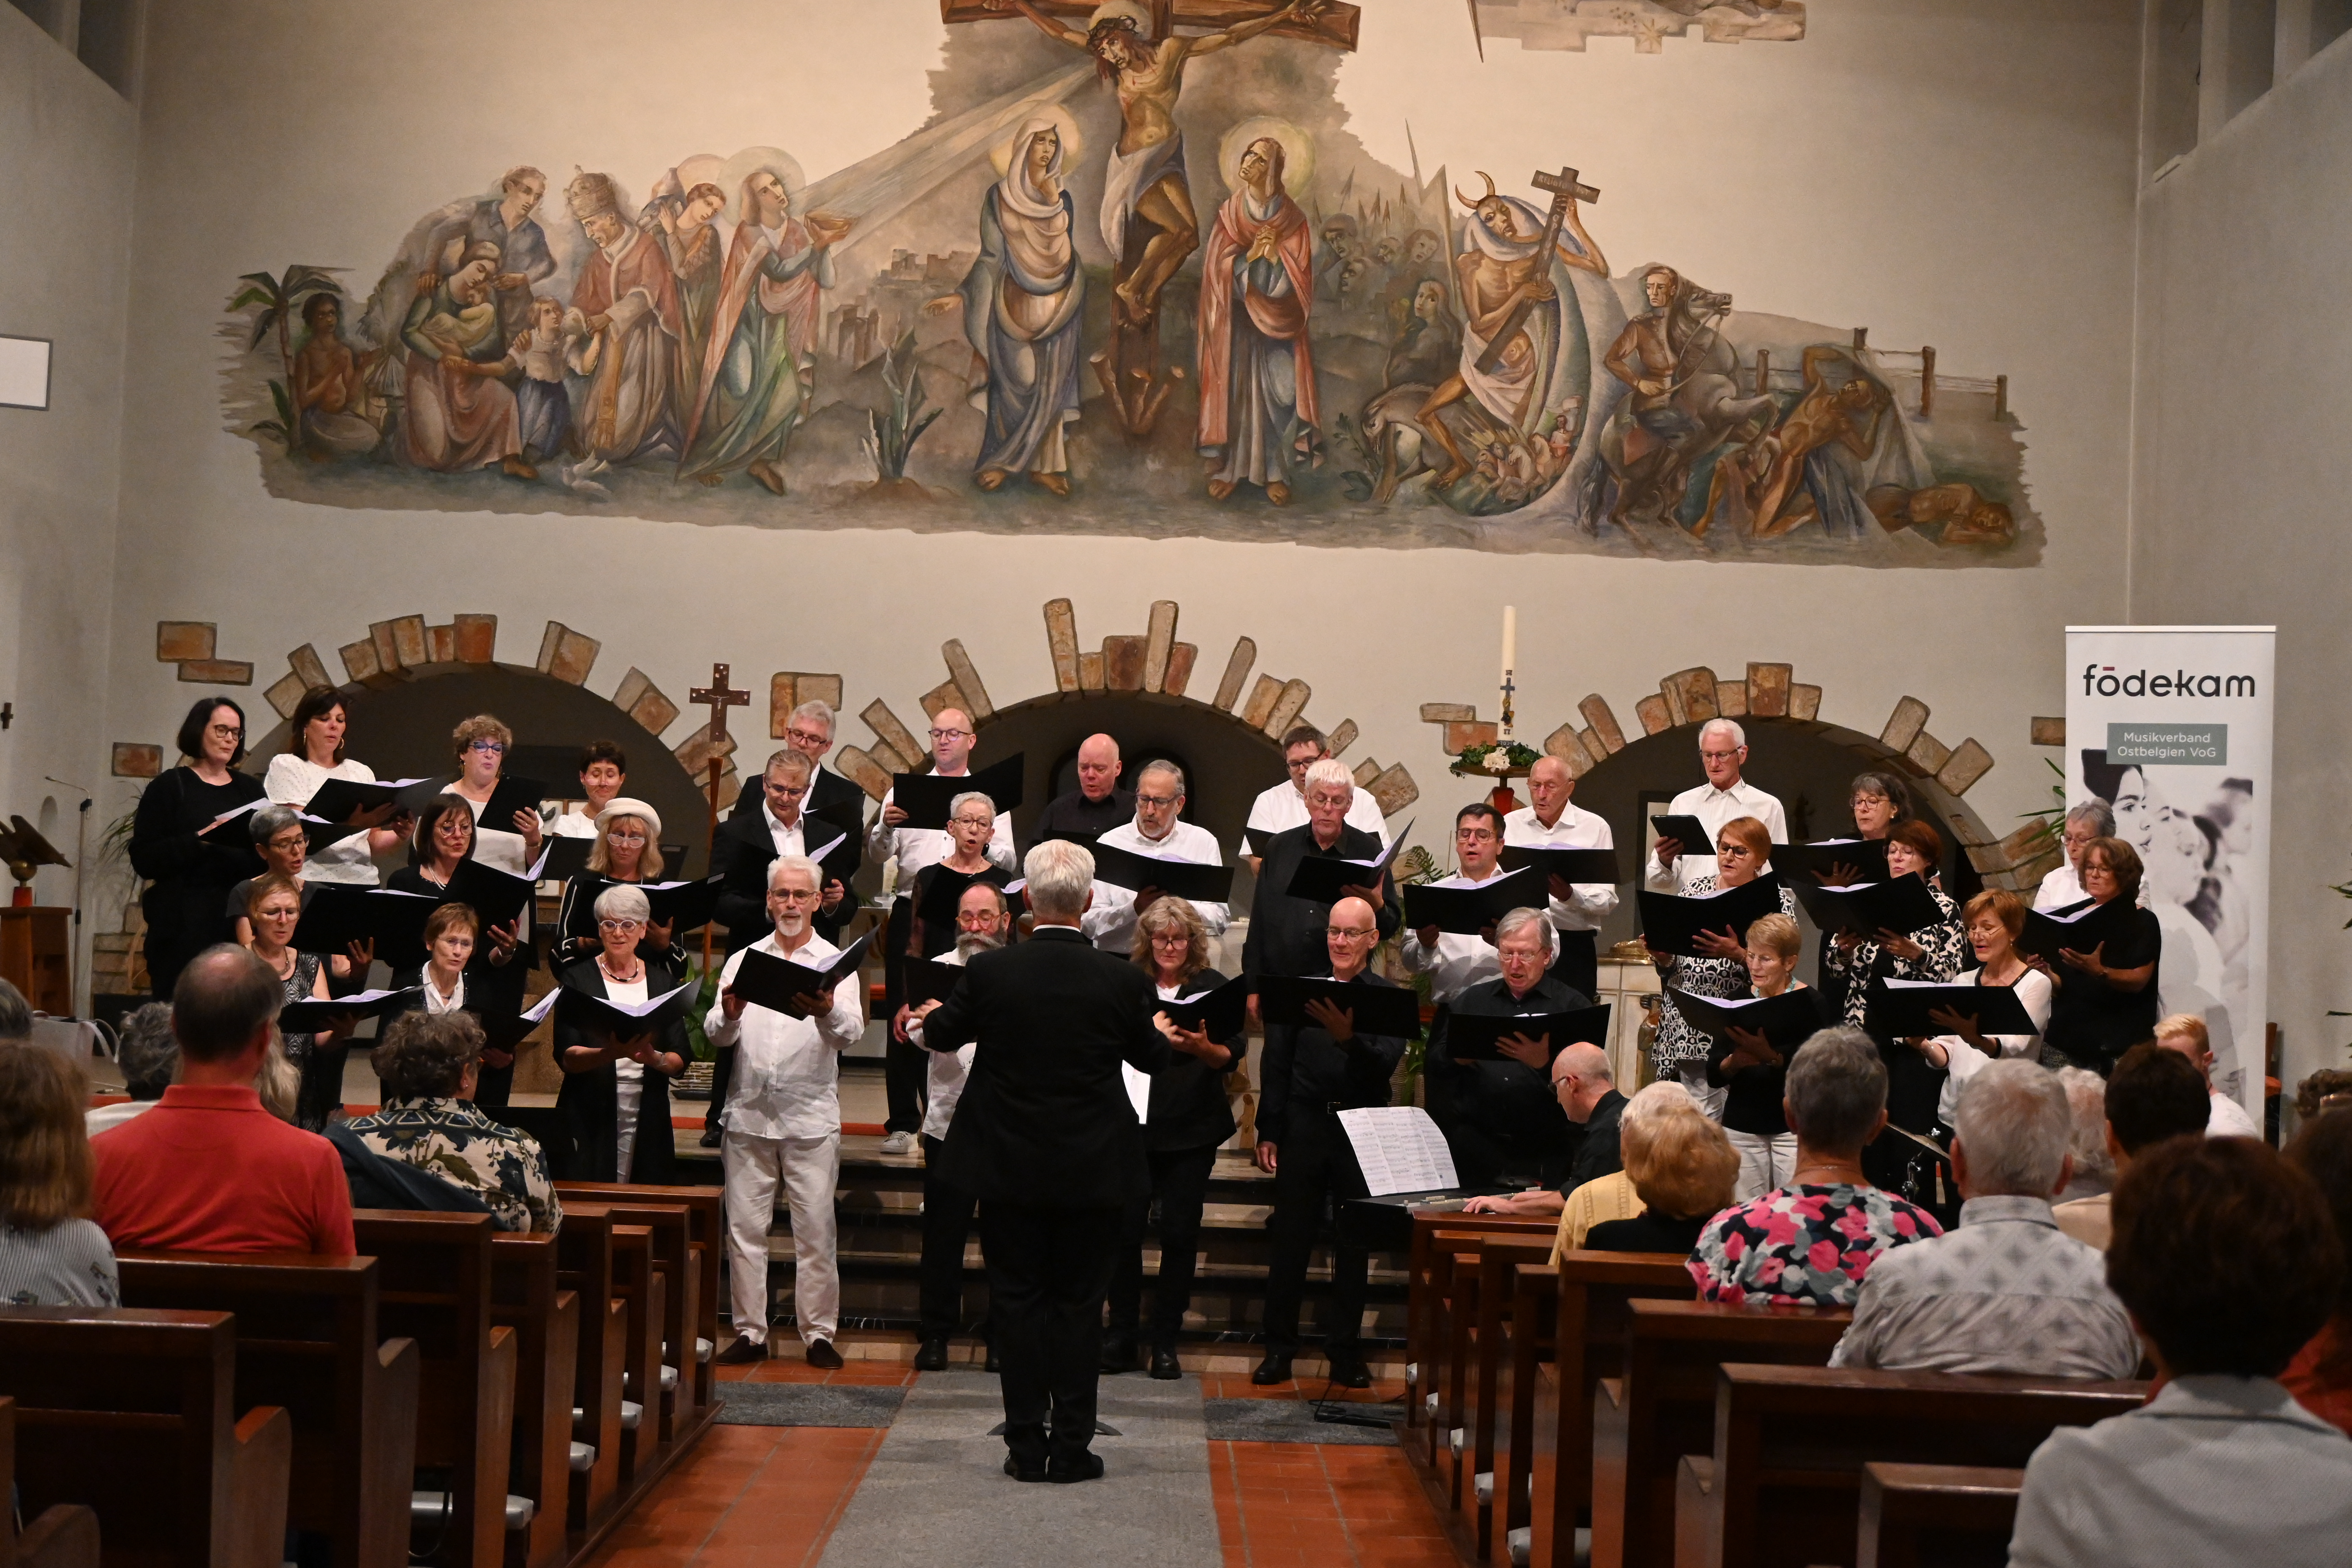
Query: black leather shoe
1325,1348,1372,1389
805,1338,844,1370
713,1335,765,1366
913,1337,949,1372
698,1127,721,1149
984,1344,1001,1374
1046,1452,1105,1484
1148,1346,1182,1380
1003,1455,1046,1483
1251,1352,1294,1386
1099,1335,1137,1375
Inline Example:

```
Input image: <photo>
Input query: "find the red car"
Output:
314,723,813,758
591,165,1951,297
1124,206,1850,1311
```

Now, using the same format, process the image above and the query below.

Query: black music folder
1254,975,1423,1037
1664,986,1825,1051
2019,896,2141,963
1650,813,1713,853
1445,1003,1614,1062
1636,877,1786,957
551,979,695,1037
300,776,428,826
276,987,421,1033
292,813,361,855
1497,844,1621,884
539,834,593,884
641,875,724,934
810,796,868,838
903,956,966,1010
1282,831,1410,906
290,885,439,962
443,777,548,834
1157,974,1250,1039
804,828,859,883
1771,838,1892,884
1867,978,2041,1039
1088,840,1235,904
727,931,874,1019
890,755,1025,831
1792,875,1948,938
916,865,1010,926
441,854,546,931
1403,866,1548,935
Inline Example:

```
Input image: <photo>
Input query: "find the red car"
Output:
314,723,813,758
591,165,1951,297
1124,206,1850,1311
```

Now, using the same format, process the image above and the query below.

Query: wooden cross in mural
689,664,750,969
939,0,1359,49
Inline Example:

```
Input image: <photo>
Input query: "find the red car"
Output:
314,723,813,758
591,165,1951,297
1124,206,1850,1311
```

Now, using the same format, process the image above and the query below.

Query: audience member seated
2282,1110,2352,1435
1459,1037,1620,1217
1582,1109,1738,1255
2052,1041,2211,1249
90,944,356,1256
0,976,29,1043
343,1011,561,1233
1829,1060,2137,1378
2050,1065,2115,1202
2298,1069,2352,1123
0,1046,120,1307
1688,1026,1942,1307
2153,1012,2261,1138
2007,1137,2352,1566
86,1002,177,1134
1551,1081,1696,1258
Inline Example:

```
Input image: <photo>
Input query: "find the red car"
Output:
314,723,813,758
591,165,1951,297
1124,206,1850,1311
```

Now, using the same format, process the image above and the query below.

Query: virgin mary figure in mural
561,172,687,492
1195,135,1318,505
679,168,849,496
399,242,531,479
927,117,1086,497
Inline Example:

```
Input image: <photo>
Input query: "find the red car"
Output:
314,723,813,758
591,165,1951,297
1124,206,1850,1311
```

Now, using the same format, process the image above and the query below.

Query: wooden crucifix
1473,165,1602,376
689,663,750,969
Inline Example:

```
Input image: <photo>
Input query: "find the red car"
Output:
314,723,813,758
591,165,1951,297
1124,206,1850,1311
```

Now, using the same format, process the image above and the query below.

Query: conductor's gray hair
2055,1066,2116,1194
947,791,994,824
767,854,822,892
592,882,650,924
1782,1027,1887,1153
1302,758,1354,795
1698,718,1747,750
1494,906,1557,960
250,804,304,846
1138,759,1186,795
787,700,836,739
1953,1059,2075,1198
1024,839,1094,920
2064,801,2116,836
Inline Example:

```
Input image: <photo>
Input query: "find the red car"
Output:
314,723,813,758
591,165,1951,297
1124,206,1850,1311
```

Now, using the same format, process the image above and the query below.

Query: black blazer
129,766,266,966
729,765,864,820
920,925,1173,1208
1139,966,1242,1153
712,803,858,953
552,953,688,1184
385,863,532,1015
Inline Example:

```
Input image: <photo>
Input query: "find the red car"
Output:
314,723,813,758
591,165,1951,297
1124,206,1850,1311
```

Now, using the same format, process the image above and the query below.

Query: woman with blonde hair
1583,1108,1742,1254
245,872,357,1131
554,798,681,967
0,1048,120,1306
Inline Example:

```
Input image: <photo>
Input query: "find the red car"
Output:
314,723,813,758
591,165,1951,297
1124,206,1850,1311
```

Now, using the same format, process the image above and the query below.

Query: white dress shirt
1502,802,1619,933
1643,778,1789,892
1079,818,1230,953
2208,1090,2261,1138
546,808,600,840
2033,860,2086,911
420,970,468,1014
1240,779,1389,858
705,931,866,1141
763,802,810,860
264,754,381,884
914,947,978,1141
867,779,1016,891
1931,965,2055,1124
1399,866,1512,1003
444,783,532,877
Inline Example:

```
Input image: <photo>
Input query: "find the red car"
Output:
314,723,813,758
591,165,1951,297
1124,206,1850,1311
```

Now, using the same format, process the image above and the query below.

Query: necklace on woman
598,953,643,985
1793,1161,1865,1186
264,947,296,980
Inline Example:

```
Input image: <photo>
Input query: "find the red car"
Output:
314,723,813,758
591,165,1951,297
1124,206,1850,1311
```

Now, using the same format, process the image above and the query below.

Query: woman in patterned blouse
1688,1026,1943,1308
1647,815,1797,1115
345,1010,562,1233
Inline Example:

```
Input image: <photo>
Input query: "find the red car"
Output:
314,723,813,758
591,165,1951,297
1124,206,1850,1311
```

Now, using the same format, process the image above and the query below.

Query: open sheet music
1336,1106,1460,1197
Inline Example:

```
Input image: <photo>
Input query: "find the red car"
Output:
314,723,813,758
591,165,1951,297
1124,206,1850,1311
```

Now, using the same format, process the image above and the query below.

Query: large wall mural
219,0,2035,564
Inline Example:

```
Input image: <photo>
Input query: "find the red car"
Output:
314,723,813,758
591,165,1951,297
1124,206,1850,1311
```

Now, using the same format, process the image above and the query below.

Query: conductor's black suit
919,923,1171,1475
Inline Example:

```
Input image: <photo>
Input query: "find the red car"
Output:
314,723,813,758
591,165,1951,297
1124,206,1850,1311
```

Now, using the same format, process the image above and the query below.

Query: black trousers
880,897,924,1134
918,1135,983,1342
1106,1143,1219,1348
1261,1110,1372,1355
978,1201,1121,1469
1549,929,1598,1003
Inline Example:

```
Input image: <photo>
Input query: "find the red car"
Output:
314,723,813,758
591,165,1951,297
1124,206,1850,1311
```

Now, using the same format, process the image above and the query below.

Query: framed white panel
0,335,53,410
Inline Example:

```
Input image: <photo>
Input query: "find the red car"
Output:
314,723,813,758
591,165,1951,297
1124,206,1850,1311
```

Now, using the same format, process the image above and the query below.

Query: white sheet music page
1121,1063,1152,1122
1336,1106,1460,1196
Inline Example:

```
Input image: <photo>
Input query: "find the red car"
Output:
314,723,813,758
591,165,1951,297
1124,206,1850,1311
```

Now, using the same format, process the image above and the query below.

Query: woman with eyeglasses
244,873,359,1130
555,882,688,1183
263,686,410,885
387,797,528,1102
441,713,545,877
131,695,269,998
554,798,683,967
1644,815,1797,1117
905,793,1014,962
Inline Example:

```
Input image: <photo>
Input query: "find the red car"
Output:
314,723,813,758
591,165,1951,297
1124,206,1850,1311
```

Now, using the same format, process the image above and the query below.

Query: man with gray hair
1241,757,1402,1008
2034,800,2116,912
1079,759,1228,954
913,838,1193,1481
1830,1059,2138,1378
87,1002,179,1133
1644,718,1788,893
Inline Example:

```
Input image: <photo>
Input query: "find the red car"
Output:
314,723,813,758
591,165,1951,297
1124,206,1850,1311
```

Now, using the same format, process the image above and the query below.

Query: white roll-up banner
2064,626,2273,1119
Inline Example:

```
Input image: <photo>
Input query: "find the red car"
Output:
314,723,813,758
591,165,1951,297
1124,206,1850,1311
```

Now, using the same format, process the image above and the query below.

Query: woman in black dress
554,883,688,1184
130,697,266,998
2032,837,2161,1075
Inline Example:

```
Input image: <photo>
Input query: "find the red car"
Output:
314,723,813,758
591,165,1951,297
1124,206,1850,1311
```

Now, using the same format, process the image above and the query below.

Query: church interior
2,0,2349,1564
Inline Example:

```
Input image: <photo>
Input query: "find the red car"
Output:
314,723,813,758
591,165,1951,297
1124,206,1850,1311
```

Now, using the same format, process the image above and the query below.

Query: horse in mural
1594,269,1779,529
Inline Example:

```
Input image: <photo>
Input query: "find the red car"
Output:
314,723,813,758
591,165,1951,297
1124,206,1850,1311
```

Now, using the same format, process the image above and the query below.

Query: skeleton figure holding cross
1416,168,1609,489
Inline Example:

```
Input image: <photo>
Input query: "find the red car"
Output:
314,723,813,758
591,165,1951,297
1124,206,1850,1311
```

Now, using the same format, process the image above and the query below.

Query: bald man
1503,754,1618,998
1029,733,1133,848
1463,1040,1624,1218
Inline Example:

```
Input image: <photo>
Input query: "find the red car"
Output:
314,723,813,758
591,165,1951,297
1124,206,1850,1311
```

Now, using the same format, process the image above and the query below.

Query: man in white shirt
707,855,867,1368
1401,803,1516,1005
1504,754,1619,998
2154,1012,2262,1138
1644,718,1788,893
910,881,1013,1370
867,707,1014,1152
2033,802,2115,912
1081,760,1229,955
1240,723,1388,875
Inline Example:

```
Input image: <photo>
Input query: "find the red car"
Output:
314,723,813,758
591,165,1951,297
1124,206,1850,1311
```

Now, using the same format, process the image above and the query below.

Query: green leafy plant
229,266,346,451
864,328,942,482
1454,740,1543,772
2014,755,2069,857
678,961,725,1063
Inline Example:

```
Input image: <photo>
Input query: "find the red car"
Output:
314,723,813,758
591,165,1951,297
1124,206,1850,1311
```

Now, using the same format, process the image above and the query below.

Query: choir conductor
914,838,1175,1482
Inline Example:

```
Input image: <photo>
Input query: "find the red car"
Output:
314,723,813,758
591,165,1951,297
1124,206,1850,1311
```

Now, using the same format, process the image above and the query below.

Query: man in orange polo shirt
93,944,355,1256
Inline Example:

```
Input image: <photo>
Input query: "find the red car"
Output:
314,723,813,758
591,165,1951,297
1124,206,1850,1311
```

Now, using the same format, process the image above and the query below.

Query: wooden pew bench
1672,1367,2135,1568
2,1396,101,1568
1856,1462,2025,1568
487,1233,578,1568
1406,1212,1557,1440
1462,1236,1560,1554
551,1184,720,1415
0,1308,291,1568
551,1205,629,1534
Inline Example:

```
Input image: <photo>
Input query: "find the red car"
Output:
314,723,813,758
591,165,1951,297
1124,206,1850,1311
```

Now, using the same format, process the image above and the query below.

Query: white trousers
1726,1128,1799,1201
1674,1063,1728,1122
721,1129,840,1345
614,1079,642,1180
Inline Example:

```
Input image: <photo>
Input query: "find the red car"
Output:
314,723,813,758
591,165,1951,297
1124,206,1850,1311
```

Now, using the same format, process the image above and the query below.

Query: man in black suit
915,838,1200,1483
727,698,868,821
1241,757,1403,1020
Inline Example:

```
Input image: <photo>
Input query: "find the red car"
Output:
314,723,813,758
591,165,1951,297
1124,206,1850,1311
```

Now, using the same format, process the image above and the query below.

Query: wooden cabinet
0,906,71,1015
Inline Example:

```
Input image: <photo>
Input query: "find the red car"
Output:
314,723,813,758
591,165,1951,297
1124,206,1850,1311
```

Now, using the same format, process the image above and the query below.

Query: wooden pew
2,1396,101,1568
1855,1463,2024,1568
552,1184,721,1412
0,1308,292,1568
115,1254,419,1568
1463,1235,1559,1555
551,1206,628,1533
487,1233,578,1568
1406,1212,1557,1440
579,1203,700,1443
1519,1254,1694,1568
1588,1300,1850,1568
605,1223,664,1485
350,1213,520,1568
1674,1367,2137,1568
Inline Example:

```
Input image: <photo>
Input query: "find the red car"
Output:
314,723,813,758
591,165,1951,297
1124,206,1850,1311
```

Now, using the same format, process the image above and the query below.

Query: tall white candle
1501,604,1516,687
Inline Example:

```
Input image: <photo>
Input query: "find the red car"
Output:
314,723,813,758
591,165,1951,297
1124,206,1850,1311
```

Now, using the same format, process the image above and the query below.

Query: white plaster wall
0,7,136,982
101,1,2140,865
2128,27,2352,1103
